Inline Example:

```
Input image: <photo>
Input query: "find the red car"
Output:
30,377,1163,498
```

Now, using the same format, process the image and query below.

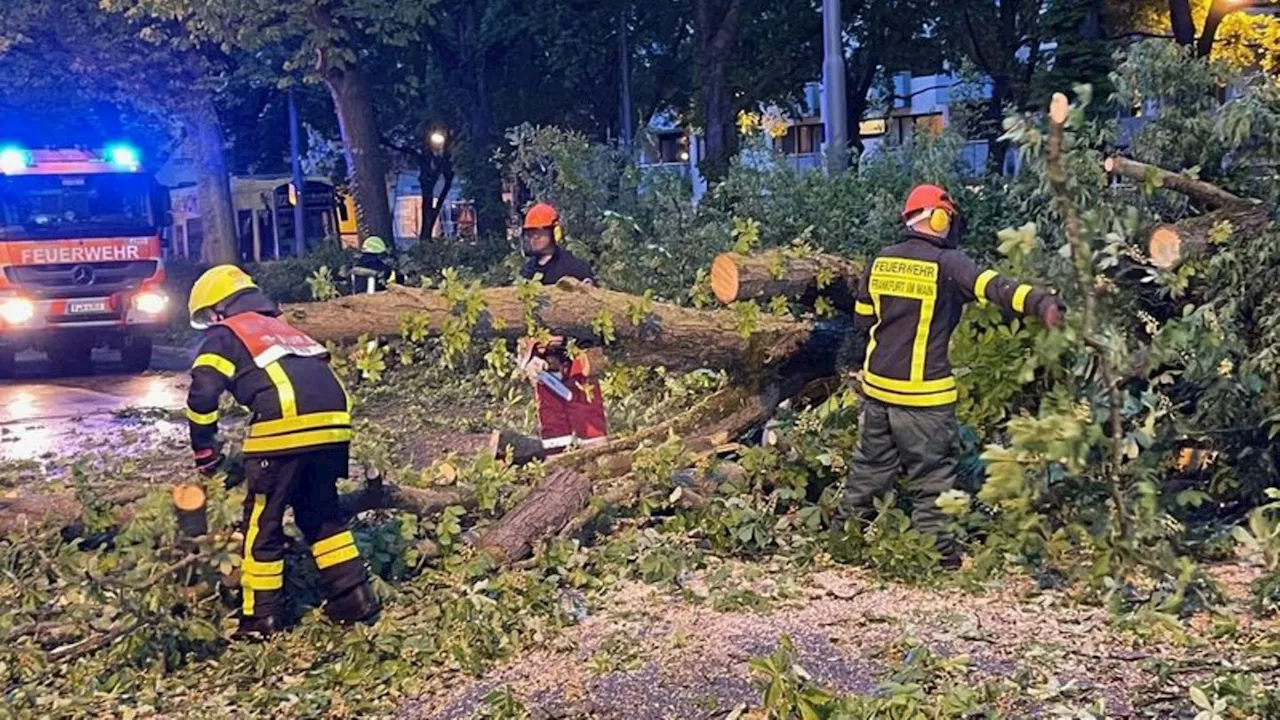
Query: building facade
637,68,1005,202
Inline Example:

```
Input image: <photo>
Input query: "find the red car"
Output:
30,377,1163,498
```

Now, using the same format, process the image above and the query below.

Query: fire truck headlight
134,291,168,315
0,297,35,325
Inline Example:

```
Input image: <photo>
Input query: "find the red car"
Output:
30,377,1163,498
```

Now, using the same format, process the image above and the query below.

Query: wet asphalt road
0,347,192,461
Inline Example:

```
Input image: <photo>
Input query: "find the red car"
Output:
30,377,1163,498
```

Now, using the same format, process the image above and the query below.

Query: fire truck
0,144,170,377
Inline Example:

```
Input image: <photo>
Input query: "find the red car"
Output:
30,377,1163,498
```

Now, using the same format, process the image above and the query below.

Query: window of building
780,124,825,155
914,113,944,137
859,118,887,137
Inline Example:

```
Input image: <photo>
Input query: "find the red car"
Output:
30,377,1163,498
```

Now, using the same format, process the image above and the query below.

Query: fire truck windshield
0,173,154,240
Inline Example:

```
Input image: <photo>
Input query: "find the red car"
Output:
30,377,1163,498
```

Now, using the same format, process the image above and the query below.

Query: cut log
171,484,209,537
283,279,812,374
710,250,862,312
1105,156,1253,210
475,468,592,565
1147,204,1273,269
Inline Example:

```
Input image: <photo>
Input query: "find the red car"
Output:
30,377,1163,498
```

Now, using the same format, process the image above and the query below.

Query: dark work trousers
841,397,959,553
240,445,368,618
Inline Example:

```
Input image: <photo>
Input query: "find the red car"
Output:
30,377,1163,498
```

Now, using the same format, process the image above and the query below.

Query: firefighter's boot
233,613,286,642
324,581,380,625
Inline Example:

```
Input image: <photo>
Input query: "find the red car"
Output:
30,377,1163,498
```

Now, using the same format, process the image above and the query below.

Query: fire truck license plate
67,300,108,314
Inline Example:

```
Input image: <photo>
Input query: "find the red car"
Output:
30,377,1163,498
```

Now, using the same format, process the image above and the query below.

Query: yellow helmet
188,265,257,329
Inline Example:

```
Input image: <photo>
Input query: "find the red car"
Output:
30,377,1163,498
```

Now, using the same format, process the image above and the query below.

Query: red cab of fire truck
0,144,170,376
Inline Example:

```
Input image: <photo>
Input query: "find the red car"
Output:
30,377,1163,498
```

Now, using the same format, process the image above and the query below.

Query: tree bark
416,151,455,242
1196,0,1234,58
337,482,473,518
1169,0,1196,46
435,0,505,238
694,0,745,183
619,10,635,152
710,250,863,312
184,102,237,265
476,468,593,565
281,280,814,374
987,73,1012,174
845,49,882,168
317,46,395,246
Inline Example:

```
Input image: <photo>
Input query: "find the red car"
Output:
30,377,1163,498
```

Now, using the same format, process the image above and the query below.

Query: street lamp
430,131,447,149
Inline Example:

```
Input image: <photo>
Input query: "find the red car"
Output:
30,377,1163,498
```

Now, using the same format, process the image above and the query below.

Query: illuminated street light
430,131,447,149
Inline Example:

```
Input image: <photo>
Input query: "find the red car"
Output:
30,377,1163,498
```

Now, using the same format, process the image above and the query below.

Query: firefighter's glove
522,355,549,385
1038,296,1066,330
194,449,226,478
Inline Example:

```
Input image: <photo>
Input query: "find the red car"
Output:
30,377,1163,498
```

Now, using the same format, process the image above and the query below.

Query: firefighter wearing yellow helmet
185,265,379,640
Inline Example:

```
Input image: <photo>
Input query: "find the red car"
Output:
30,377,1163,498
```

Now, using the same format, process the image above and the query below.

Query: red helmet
901,184,955,219
523,202,560,230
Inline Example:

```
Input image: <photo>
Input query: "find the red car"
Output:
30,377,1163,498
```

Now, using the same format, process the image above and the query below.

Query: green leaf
1189,685,1211,710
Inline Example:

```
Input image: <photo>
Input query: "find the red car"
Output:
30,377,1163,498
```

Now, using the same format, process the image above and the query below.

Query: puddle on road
0,415,187,465
0,371,189,462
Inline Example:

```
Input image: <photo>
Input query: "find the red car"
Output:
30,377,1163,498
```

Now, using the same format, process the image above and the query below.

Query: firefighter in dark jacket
516,203,608,454
842,184,1066,564
351,235,395,294
185,265,379,640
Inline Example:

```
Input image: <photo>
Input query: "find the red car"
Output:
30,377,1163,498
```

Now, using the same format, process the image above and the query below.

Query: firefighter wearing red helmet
840,184,1066,567
515,203,609,456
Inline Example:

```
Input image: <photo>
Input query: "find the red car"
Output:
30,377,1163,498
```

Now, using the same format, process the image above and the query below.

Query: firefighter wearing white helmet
185,265,378,640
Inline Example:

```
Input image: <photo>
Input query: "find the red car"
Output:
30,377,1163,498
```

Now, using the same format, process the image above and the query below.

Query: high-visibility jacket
186,311,352,458
848,232,1054,408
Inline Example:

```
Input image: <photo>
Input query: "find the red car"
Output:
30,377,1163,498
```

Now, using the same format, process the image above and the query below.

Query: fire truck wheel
0,349,13,379
122,337,153,373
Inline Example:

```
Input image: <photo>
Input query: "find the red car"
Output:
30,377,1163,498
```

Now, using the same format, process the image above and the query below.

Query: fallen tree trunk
1148,204,1272,269
283,279,812,373
1105,156,1251,210
1102,156,1271,270
471,321,850,565
710,249,862,312
475,468,592,565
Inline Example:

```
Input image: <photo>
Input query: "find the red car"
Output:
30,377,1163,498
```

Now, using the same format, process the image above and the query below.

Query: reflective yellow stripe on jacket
974,269,999,305
193,353,236,378
861,382,959,408
185,407,219,425
242,428,353,454
249,412,352,438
